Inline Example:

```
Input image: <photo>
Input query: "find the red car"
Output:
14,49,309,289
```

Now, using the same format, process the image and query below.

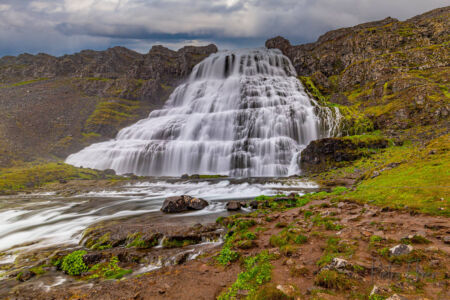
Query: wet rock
161,195,209,213
173,251,190,265
443,236,450,244
103,169,116,176
16,269,35,282
226,201,241,211
389,244,413,256
190,174,200,179
83,253,104,265
300,137,388,173
181,174,189,179
249,201,259,209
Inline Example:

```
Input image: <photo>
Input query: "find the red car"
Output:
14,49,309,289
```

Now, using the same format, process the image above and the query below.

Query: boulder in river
161,195,209,213
226,201,241,211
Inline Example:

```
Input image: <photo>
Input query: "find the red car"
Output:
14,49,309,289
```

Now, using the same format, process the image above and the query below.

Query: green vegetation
162,238,197,248
0,162,107,192
61,250,88,276
316,134,449,216
218,251,273,300
316,237,356,267
84,98,140,133
88,233,112,250
314,269,353,290
269,227,308,251
126,233,159,249
1,77,50,88
88,256,132,280
341,135,449,216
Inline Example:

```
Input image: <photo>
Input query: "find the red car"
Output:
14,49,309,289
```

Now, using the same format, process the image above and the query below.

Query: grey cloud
0,0,448,57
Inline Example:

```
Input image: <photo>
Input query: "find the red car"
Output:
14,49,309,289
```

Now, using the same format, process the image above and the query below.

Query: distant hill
0,44,217,166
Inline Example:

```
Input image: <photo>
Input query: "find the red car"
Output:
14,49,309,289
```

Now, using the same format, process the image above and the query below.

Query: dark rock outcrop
161,195,209,213
300,136,388,173
266,6,449,134
226,201,241,211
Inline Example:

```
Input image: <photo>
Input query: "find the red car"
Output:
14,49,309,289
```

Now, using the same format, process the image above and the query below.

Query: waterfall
66,48,340,177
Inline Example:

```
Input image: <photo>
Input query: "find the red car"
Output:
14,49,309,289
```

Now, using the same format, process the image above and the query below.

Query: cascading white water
66,48,340,177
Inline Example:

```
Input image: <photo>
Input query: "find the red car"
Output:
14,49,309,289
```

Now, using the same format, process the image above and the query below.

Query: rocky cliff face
267,6,449,135
0,44,217,166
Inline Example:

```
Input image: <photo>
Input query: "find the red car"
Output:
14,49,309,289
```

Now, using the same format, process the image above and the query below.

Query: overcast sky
0,0,448,57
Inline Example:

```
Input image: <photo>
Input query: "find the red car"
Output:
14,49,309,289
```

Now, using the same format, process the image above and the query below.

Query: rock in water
161,195,209,213
226,201,241,211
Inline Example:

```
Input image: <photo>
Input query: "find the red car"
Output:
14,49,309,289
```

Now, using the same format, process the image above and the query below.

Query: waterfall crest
66,48,340,177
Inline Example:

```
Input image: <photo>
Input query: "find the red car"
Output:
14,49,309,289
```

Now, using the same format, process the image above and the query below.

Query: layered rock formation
0,44,217,166
266,6,449,135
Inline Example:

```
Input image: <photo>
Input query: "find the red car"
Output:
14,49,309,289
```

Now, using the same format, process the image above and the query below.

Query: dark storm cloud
0,0,448,57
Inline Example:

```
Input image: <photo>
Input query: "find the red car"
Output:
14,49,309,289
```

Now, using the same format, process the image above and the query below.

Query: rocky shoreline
1,189,448,299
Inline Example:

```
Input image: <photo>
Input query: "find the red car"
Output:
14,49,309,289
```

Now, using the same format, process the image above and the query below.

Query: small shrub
61,250,88,276
314,269,352,290
294,234,308,244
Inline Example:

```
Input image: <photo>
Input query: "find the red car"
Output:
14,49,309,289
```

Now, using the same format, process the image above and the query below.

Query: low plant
61,250,88,276
218,251,273,299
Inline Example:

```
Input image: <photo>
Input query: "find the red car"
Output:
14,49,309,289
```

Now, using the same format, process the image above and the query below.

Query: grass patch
218,251,273,300
314,269,353,290
317,238,356,267
87,256,132,280
0,162,110,192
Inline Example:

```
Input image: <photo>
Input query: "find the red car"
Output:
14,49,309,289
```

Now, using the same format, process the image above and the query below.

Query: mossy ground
0,162,117,193
315,134,449,216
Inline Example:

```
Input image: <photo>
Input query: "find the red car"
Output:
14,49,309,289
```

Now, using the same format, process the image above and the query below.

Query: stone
181,174,189,179
103,169,116,176
16,269,35,282
443,236,450,244
329,258,349,270
160,195,208,213
386,294,409,300
276,284,296,296
249,201,259,209
83,253,104,265
389,244,413,256
226,201,241,211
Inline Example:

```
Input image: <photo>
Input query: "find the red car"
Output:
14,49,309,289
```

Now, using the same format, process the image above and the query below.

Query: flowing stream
0,179,317,258
66,48,340,176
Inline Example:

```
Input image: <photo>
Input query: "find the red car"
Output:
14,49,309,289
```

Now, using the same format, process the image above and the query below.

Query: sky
0,0,448,57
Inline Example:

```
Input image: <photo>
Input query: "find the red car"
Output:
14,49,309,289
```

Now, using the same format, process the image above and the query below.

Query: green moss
61,250,88,276
84,99,141,132
126,233,158,249
218,251,273,300
88,233,112,250
0,162,104,192
29,265,46,276
2,77,50,88
299,76,329,104
84,77,112,82
87,256,132,280
342,135,449,216
162,238,197,248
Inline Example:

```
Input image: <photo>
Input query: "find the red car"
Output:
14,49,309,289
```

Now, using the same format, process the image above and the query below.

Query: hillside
267,6,449,137
0,44,217,167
